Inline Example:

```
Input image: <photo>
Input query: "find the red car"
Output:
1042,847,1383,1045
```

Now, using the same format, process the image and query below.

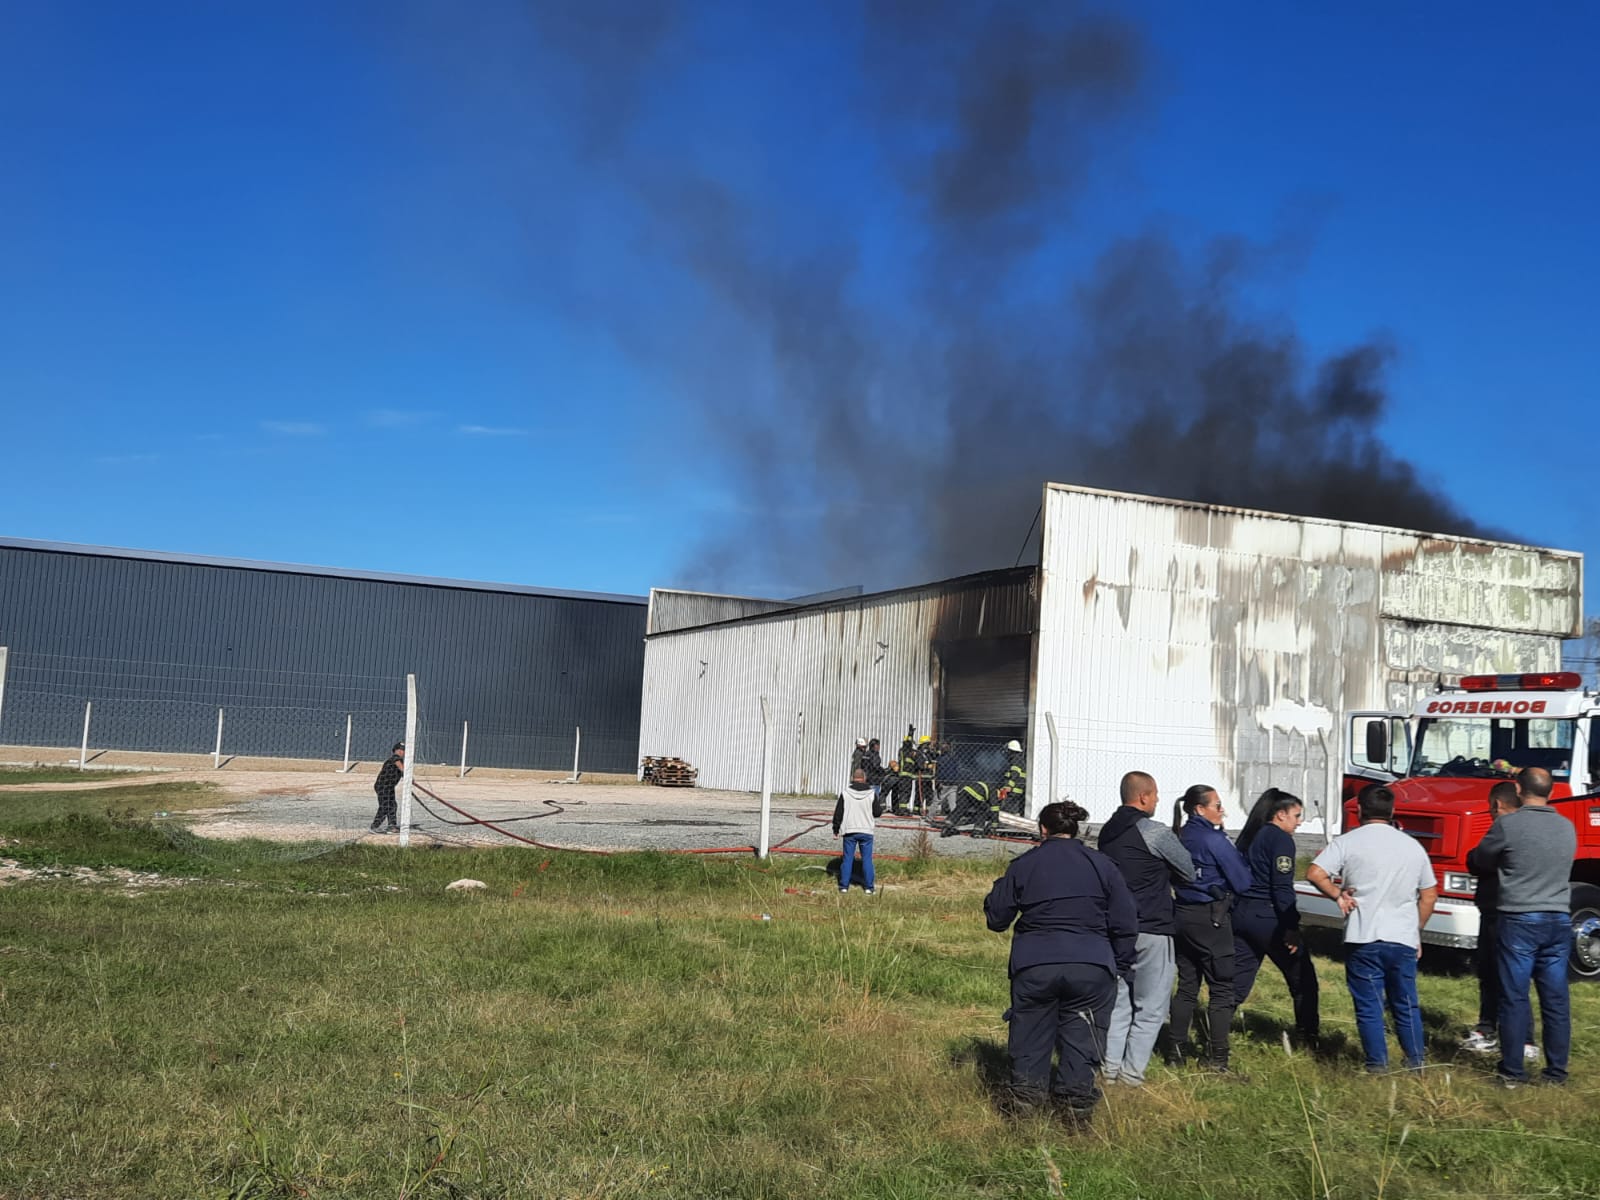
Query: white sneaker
864,888,875,895
1460,1030,1498,1054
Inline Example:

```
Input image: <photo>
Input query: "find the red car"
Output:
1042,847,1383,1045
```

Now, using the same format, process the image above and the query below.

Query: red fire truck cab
1295,672,1600,980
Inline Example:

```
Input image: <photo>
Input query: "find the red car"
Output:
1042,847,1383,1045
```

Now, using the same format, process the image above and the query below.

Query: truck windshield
1411,716,1576,779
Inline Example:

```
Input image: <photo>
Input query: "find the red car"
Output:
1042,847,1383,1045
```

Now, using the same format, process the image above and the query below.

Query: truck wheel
1570,884,1600,982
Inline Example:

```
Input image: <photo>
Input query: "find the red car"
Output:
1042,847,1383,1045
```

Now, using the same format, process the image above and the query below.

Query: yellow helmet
918,735,931,743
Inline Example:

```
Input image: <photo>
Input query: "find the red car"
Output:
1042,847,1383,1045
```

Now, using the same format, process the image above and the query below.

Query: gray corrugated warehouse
0,537,646,772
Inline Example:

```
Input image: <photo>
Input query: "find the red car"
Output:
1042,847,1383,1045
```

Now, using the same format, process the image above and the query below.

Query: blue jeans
1496,911,1571,1082
1345,941,1424,1070
840,833,874,891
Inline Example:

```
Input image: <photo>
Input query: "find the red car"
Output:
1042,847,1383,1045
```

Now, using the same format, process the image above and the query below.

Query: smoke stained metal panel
1377,535,1582,638
646,590,796,635
639,571,1037,794
0,543,646,771
1032,484,1581,828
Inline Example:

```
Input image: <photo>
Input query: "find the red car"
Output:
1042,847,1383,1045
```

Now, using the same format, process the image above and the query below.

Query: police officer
984,801,1138,1126
1232,788,1320,1048
1169,784,1254,1072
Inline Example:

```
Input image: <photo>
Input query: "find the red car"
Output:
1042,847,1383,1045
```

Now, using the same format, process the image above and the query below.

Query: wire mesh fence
0,647,636,776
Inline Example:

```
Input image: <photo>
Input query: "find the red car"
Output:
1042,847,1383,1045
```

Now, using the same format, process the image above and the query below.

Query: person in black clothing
862,738,885,804
1461,779,1523,1054
1232,788,1320,1047
1168,784,1254,1072
1097,770,1195,1086
371,742,405,833
984,802,1138,1125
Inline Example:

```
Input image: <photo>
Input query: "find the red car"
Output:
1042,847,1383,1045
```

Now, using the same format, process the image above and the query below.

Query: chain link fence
0,647,635,776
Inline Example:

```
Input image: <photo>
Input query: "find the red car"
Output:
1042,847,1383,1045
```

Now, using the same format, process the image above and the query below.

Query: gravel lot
0,761,1030,861
2,749,1332,861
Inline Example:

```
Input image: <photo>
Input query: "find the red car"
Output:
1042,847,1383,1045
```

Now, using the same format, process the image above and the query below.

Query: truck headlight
1443,873,1477,895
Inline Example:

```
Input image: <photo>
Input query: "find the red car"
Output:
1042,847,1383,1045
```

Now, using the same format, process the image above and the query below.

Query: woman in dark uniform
1232,788,1320,1047
1169,784,1254,1072
984,802,1138,1125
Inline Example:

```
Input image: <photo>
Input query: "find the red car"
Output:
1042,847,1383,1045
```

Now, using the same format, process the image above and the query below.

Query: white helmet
1005,740,1022,753
856,737,867,747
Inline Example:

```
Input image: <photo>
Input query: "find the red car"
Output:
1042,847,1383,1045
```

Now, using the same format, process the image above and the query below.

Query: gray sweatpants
1102,932,1175,1085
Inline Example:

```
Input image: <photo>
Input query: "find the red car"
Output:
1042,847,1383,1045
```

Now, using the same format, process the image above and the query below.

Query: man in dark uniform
372,742,405,833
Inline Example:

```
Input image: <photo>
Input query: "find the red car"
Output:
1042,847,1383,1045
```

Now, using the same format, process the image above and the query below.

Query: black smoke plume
504,1,1496,592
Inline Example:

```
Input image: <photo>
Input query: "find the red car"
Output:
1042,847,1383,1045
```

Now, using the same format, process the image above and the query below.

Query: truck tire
1570,884,1600,982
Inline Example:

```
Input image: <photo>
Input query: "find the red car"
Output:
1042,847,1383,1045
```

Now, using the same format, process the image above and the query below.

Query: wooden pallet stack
642,756,699,787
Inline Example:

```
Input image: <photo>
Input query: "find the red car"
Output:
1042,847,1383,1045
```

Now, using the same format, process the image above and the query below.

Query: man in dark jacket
1461,780,1523,1055
371,742,405,833
985,801,1138,1124
1095,771,1195,1085
1466,767,1576,1087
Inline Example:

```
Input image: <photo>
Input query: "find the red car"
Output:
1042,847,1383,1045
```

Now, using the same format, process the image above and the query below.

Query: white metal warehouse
638,484,1584,825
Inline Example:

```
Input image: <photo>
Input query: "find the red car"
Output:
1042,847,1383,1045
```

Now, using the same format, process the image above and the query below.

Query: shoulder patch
1275,855,1294,875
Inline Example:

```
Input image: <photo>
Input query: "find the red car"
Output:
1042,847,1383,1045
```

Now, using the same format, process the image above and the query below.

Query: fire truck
1295,671,1600,980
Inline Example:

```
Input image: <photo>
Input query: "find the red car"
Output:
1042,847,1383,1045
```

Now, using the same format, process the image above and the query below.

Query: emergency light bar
1459,672,1583,692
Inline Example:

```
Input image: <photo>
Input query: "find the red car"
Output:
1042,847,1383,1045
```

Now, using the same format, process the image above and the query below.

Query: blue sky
2,2,1595,603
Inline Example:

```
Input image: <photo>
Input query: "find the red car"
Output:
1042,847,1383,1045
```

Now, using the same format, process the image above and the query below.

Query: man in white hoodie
833,768,884,894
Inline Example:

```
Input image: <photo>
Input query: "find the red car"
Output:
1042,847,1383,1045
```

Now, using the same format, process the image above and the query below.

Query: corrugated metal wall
646,590,796,635
0,544,646,771
1031,485,1582,826
639,570,1036,794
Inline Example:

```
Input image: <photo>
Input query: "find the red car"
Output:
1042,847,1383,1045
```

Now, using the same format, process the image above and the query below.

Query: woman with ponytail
1168,785,1255,1072
984,802,1138,1127
1232,788,1320,1047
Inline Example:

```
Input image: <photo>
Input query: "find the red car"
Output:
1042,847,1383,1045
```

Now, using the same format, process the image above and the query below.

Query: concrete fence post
79,700,92,769
758,696,773,859
213,708,224,769
342,713,353,773
1044,711,1060,813
399,675,417,848
459,721,469,778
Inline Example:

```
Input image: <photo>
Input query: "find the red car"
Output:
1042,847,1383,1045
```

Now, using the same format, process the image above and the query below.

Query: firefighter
942,744,1009,837
913,734,938,815
942,778,995,837
893,730,918,815
998,739,1027,814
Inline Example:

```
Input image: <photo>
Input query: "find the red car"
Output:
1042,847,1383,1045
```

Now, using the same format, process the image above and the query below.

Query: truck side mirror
1365,719,1390,767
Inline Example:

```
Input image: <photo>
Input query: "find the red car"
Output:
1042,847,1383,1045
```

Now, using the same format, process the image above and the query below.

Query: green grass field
1,783,1595,1199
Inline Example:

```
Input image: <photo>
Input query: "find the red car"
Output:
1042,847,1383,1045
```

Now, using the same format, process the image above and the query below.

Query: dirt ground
0,751,1027,861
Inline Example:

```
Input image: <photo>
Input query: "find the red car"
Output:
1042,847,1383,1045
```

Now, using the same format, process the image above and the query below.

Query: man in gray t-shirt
1306,785,1438,1072
1465,767,1576,1086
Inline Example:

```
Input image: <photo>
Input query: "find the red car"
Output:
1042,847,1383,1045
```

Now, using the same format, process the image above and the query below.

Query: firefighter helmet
1005,740,1022,753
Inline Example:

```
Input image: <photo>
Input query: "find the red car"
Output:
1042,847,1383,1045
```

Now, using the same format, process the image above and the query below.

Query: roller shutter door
940,637,1030,738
